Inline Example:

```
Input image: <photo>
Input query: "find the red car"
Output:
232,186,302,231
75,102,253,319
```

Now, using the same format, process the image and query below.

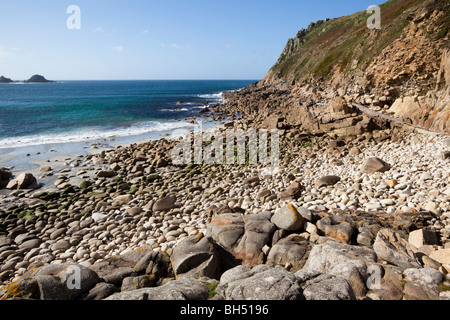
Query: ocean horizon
0,79,256,149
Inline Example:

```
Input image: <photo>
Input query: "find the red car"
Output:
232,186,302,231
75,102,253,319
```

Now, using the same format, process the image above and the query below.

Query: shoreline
0,115,225,195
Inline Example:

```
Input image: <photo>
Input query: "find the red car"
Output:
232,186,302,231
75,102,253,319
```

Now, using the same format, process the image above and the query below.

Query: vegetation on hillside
270,0,449,81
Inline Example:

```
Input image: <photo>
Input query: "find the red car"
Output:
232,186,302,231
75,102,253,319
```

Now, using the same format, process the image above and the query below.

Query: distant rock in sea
24,74,55,83
0,76,13,83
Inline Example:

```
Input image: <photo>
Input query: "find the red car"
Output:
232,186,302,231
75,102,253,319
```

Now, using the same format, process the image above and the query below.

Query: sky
0,0,385,80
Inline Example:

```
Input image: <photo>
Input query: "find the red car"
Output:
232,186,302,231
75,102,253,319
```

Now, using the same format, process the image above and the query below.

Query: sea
0,80,255,149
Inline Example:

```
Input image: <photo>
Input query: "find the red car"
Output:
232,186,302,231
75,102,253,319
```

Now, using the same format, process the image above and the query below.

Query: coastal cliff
223,0,449,134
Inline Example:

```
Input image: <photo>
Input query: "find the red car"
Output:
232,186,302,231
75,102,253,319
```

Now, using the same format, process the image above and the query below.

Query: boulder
316,215,355,244
429,249,450,265
216,265,303,300
271,204,305,231
403,268,444,287
132,251,171,280
408,229,439,248
206,212,276,266
170,234,220,279
35,263,101,300
0,168,12,187
402,268,444,300
295,241,377,281
303,274,356,300
0,275,40,300
1,263,102,300
368,266,404,300
121,275,157,292
206,213,245,253
373,229,421,268
104,277,209,300
233,213,277,266
81,282,119,300
267,234,311,272
360,157,391,174
6,173,38,189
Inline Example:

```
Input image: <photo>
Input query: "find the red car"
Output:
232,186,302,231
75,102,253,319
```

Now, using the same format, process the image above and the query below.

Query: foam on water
0,120,192,149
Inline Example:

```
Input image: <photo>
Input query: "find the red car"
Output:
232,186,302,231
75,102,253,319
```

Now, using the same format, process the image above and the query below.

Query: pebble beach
1,114,449,300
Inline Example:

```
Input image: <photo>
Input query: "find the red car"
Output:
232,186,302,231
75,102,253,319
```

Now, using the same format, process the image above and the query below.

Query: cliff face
224,0,449,134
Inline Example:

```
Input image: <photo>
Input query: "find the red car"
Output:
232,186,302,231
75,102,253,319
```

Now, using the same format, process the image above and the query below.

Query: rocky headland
0,0,449,301
0,76,13,84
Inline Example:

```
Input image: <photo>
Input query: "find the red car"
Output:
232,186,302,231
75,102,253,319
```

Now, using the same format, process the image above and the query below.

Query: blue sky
0,0,384,80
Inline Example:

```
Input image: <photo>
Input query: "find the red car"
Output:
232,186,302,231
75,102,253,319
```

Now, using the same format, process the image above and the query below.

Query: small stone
113,194,133,205
386,179,398,188
96,170,117,178
424,202,437,212
244,176,260,184
360,157,391,174
314,176,341,188
51,240,71,252
152,196,176,212
127,207,143,216
349,147,361,156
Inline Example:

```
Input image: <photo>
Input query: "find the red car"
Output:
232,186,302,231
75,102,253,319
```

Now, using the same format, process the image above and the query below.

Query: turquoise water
0,80,255,148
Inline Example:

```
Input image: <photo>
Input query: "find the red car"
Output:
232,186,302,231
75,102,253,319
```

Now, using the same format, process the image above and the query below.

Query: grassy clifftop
268,0,449,82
